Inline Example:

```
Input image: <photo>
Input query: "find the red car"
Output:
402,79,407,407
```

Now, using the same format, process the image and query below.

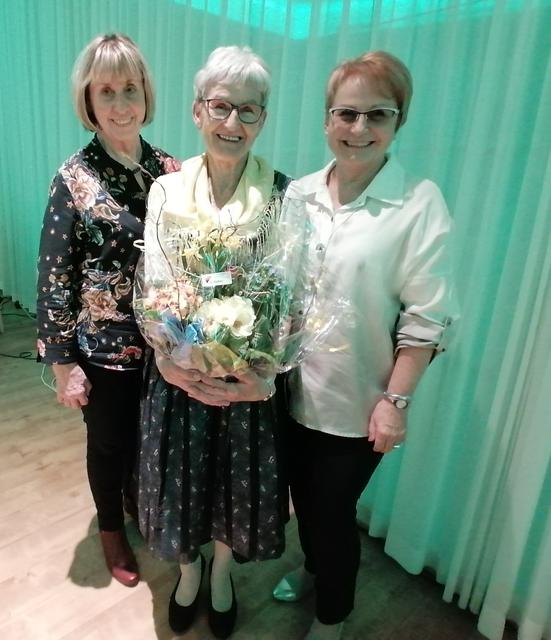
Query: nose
112,92,130,113
350,115,370,133
225,107,242,127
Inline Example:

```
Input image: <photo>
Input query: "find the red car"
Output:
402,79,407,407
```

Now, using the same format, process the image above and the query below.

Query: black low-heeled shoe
208,558,238,639
168,553,206,634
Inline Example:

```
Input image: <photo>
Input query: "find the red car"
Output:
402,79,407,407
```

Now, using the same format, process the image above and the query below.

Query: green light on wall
174,0,530,39
176,0,312,38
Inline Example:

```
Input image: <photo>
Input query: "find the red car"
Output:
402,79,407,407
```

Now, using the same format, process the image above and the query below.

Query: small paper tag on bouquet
201,271,233,288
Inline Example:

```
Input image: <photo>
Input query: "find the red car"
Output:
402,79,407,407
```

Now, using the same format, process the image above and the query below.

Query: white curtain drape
1,1,549,638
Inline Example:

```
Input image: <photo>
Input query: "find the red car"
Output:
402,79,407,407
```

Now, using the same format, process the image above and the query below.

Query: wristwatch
383,391,411,409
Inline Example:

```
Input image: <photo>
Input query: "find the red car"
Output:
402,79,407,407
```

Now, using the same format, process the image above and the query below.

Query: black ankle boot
168,553,205,634
208,558,237,638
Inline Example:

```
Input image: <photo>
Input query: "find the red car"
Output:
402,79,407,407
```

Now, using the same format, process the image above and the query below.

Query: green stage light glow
172,0,532,39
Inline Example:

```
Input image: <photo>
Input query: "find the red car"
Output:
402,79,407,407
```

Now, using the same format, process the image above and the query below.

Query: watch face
395,398,408,409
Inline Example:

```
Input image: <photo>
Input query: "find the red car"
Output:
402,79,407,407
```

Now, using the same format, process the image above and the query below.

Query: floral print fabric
36,135,178,369
138,170,291,564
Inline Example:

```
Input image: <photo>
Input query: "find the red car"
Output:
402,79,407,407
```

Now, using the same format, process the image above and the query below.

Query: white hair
193,46,271,106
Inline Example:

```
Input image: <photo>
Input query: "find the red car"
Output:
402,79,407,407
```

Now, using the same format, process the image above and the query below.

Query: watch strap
383,391,412,408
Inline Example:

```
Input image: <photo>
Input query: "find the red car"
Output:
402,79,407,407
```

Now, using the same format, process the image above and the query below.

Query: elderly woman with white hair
137,46,290,638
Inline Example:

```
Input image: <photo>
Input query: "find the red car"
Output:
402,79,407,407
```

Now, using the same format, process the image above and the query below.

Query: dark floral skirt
137,353,289,564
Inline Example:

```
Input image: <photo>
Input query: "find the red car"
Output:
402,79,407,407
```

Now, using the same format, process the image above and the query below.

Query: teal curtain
1,2,549,638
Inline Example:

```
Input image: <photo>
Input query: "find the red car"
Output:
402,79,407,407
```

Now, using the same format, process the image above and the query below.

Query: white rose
195,295,255,339
193,299,221,337
224,295,256,338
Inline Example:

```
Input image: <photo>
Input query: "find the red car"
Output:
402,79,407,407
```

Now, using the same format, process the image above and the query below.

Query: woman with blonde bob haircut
72,33,156,131
272,50,456,640
37,33,177,589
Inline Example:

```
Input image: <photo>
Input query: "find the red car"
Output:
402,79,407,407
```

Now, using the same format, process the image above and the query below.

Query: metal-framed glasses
329,106,400,127
201,98,265,124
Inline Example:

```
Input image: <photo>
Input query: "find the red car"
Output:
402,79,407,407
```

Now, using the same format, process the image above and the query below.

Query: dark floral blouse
36,135,180,370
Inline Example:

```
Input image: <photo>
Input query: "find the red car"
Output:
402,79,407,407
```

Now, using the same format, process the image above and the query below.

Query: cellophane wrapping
133,195,341,378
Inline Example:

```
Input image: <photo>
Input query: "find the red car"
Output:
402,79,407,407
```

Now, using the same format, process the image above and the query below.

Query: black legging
80,362,142,531
285,418,383,624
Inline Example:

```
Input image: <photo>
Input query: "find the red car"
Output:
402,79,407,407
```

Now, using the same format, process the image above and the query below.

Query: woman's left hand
156,352,230,407
199,369,275,403
367,399,407,453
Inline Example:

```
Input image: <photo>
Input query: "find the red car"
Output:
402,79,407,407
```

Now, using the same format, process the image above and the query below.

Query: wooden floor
0,304,516,640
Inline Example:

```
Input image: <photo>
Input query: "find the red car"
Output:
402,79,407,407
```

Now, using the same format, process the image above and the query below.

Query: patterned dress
138,170,291,564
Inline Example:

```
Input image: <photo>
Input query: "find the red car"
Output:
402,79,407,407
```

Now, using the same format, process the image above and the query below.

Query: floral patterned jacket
36,135,180,370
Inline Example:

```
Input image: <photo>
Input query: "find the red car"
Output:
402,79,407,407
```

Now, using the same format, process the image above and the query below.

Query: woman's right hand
155,353,230,407
52,363,92,409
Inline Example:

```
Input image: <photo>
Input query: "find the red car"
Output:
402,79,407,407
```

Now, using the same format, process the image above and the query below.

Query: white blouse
287,155,457,438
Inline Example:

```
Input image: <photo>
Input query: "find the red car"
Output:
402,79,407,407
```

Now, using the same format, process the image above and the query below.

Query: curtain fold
1,1,549,638
359,7,551,637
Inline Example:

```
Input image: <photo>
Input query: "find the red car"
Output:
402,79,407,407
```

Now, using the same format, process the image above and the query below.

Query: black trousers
285,418,383,625
80,363,142,531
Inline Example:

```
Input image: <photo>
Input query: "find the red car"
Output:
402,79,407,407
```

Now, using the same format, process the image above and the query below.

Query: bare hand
199,368,275,404
52,363,91,409
155,353,230,407
367,398,407,453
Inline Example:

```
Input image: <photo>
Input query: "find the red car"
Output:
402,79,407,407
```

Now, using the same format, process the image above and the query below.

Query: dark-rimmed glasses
201,98,264,124
329,107,399,127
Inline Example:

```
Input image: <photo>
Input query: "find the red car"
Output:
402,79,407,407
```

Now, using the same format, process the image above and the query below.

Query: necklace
97,137,146,192
97,135,142,171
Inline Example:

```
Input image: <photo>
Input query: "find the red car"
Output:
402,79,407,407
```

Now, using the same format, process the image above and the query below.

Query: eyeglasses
328,107,400,127
201,98,265,124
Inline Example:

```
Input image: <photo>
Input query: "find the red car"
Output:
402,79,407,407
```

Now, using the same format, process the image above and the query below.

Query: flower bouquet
134,196,333,378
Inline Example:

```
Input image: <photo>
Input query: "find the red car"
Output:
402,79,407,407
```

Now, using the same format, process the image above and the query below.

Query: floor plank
0,303,516,640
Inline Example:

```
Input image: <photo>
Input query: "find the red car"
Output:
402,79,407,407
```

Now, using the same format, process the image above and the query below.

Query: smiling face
325,75,397,174
192,82,266,168
88,73,146,149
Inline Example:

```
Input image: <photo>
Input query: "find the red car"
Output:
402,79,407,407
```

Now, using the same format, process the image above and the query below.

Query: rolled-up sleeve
395,184,458,353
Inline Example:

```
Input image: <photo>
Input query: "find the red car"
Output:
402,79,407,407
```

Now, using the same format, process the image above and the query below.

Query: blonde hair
325,51,413,130
72,33,155,131
193,46,271,106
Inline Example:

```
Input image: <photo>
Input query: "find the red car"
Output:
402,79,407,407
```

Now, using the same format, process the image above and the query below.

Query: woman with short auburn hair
272,50,456,640
324,51,413,129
